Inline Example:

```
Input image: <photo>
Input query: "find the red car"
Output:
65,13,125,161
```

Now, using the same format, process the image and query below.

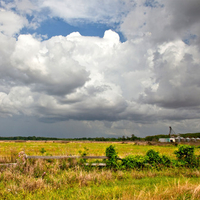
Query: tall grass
0,149,18,163
1,160,200,199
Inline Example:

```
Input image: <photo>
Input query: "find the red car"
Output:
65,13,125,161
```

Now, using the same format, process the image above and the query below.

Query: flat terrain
0,140,193,158
0,141,200,199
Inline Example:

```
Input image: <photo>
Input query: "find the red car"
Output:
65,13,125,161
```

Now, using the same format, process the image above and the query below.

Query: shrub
105,145,119,169
174,145,199,168
161,155,171,167
174,145,194,161
146,149,162,166
121,151,172,170
145,149,172,168
121,155,146,169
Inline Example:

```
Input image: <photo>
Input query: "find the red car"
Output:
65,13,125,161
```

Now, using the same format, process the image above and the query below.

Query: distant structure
169,126,172,137
159,138,170,143
159,127,199,143
159,126,177,143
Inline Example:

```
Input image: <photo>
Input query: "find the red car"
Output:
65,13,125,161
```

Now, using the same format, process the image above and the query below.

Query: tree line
0,134,140,141
0,132,200,141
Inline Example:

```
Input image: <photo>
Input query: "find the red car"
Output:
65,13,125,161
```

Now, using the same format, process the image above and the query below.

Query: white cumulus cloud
1,0,200,137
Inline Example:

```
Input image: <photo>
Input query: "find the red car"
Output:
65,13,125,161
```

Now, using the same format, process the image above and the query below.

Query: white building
159,138,170,142
159,138,175,142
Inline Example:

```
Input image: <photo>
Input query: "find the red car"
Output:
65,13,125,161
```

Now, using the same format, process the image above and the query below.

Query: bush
161,155,171,167
121,155,146,169
105,145,119,169
121,150,172,170
174,145,194,161
174,145,199,168
146,149,162,165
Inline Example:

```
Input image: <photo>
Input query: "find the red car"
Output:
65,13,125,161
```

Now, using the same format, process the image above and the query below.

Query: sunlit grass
0,141,180,158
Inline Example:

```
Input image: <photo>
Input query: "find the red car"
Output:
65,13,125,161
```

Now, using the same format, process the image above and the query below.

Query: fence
26,155,109,166
0,155,111,167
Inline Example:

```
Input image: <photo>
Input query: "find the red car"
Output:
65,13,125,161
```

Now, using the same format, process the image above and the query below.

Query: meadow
0,141,180,158
1,141,200,199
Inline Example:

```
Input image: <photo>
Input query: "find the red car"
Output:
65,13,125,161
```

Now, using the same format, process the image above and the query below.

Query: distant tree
130,134,138,141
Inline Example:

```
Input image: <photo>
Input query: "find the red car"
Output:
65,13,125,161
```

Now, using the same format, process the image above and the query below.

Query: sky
0,0,200,138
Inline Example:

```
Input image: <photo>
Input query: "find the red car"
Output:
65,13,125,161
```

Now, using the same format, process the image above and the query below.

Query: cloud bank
0,0,200,137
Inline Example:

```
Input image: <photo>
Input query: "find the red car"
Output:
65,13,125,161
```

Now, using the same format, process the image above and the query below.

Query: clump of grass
0,156,10,163
137,179,200,200
10,149,18,163
21,177,45,192
0,149,18,164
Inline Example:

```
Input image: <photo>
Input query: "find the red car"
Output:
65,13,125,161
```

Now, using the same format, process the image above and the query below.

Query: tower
169,126,172,138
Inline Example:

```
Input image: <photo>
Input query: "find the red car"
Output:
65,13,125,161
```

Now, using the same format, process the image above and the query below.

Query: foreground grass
1,142,200,199
1,161,200,200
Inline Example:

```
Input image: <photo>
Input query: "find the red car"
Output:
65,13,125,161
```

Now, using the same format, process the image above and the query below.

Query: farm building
159,127,200,143
159,138,170,142
159,138,175,143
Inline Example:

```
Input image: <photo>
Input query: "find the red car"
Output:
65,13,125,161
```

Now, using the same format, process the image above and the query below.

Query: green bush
105,145,119,169
174,145,199,168
161,155,171,167
174,145,194,161
146,149,162,165
121,155,146,169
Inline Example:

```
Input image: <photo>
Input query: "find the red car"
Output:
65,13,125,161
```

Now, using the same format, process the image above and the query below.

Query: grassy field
0,141,184,158
1,141,200,199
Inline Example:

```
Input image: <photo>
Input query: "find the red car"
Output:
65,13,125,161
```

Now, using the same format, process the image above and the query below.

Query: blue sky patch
20,17,126,42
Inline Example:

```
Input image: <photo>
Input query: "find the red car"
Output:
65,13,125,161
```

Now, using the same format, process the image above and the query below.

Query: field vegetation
1,141,200,199
0,141,187,159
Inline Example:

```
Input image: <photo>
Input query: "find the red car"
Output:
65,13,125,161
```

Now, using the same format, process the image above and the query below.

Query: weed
40,148,47,155
79,147,89,165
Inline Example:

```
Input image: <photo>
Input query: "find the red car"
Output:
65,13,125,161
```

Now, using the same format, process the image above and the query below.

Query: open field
1,140,200,159
1,141,200,199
